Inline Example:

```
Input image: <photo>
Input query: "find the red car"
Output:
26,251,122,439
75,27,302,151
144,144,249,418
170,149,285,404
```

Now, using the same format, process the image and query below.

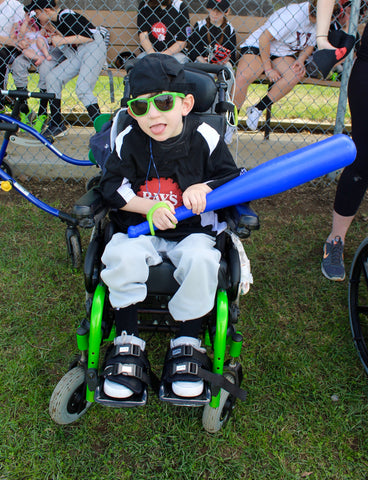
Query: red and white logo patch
137,177,183,207
151,22,167,41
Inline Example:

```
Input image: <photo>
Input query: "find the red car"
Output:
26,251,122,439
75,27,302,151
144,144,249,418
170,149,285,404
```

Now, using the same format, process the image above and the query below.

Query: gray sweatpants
46,32,106,106
12,32,106,106
11,47,66,90
101,233,221,321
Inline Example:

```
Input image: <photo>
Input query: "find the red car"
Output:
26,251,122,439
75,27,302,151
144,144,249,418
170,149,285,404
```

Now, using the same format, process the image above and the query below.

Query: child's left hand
183,183,212,215
152,201,177,230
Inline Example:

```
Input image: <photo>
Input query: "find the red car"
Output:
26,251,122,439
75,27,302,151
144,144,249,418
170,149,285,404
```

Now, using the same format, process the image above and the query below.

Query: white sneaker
171,336,205,398
246,106,262,131
225,124,237,145
104,332,146,399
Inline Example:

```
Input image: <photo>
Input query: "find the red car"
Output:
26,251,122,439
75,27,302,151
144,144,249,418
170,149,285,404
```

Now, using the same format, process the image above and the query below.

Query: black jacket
188,18,237,64
137,0,190,52
99,114,241,241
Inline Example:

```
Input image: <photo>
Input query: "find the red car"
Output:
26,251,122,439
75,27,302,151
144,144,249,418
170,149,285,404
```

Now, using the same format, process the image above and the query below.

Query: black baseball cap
24,0,55,12
206,0,230,12
129,54,189,98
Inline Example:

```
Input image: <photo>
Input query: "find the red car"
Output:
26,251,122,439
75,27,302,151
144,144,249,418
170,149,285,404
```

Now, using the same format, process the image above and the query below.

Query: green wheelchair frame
49,274,245,433
48,63,257,432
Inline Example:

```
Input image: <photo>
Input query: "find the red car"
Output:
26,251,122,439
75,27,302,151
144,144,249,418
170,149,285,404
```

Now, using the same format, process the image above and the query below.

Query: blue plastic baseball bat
128,134,356,238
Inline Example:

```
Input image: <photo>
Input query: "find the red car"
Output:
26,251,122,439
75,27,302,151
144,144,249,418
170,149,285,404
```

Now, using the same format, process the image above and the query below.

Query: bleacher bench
78,10,355,136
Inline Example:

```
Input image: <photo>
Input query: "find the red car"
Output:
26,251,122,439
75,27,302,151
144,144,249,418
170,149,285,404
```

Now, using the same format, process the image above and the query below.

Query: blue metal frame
0,113,93,166
0,113,93,223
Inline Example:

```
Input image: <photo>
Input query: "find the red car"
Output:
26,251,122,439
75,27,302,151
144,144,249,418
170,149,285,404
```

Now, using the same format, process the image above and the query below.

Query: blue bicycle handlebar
0,113,93,166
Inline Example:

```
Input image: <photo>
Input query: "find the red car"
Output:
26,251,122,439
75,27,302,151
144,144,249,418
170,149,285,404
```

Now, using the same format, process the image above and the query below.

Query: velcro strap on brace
104,362,151,386
112,343,142,358
171,361,200,376
163,343,247,400
168,345,211,368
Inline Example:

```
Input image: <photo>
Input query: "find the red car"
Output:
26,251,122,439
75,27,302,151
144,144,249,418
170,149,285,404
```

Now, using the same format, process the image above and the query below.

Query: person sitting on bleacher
187,0,237,69
137,0,190,64
234,0,317,131
23,0,107,142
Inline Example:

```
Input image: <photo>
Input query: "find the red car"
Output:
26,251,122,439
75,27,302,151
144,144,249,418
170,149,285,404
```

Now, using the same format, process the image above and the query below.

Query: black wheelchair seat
146,255,234,296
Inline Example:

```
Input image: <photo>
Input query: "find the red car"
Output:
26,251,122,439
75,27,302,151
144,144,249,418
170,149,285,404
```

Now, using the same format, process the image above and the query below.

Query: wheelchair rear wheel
49,366,92,424
202,372,236,433
349,236,368,375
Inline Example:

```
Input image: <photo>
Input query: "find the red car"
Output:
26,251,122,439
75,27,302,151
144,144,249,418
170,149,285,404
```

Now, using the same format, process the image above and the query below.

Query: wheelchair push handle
1,89,55,100
184,63,232,81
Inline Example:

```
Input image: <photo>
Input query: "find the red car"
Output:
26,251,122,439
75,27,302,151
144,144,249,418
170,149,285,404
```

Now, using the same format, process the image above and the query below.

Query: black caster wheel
66,227,82,269
202,371,237,433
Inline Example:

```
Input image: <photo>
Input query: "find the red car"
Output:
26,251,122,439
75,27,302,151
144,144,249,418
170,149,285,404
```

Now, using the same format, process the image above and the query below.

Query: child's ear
127,106,135,118
181,93,194,116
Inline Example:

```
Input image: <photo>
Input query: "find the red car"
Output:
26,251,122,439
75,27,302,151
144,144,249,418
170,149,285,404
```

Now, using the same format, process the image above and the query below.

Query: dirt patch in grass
0,177,336,210
0,178,87,209
2,177,368,233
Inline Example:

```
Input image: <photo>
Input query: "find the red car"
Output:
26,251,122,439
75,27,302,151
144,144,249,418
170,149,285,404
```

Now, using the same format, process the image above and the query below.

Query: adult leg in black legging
334,57,368,218
322,56,368,281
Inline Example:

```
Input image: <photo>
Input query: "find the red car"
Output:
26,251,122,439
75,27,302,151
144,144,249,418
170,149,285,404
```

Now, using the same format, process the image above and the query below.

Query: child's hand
152,201,177,230
182,183,212,215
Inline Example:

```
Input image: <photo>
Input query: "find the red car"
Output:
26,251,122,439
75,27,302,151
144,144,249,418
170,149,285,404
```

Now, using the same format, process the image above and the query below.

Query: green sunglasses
127,92,186,117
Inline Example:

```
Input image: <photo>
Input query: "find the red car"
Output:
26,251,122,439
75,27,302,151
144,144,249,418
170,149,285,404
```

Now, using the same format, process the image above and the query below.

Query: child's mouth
150,123,166,135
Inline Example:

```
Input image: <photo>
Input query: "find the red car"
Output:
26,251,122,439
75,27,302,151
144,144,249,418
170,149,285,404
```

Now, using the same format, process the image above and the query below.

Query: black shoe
43,123,68,142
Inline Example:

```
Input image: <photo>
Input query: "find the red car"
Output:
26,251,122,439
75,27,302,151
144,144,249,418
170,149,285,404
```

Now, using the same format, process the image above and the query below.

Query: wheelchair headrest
183,67,218,113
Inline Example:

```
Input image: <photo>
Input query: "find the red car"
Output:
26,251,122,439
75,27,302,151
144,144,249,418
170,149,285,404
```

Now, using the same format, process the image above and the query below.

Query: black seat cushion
146,257,229,295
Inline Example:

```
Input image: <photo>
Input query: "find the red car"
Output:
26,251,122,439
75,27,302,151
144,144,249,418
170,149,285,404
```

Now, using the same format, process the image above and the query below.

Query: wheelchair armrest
73,188,108,228
235,203,260,230
225,203,260,239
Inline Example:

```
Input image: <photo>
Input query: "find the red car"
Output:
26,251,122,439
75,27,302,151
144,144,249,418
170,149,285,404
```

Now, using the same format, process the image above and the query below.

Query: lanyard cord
145,138,161,198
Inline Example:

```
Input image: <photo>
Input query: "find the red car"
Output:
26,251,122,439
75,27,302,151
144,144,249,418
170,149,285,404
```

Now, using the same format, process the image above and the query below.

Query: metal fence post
329,0,361,179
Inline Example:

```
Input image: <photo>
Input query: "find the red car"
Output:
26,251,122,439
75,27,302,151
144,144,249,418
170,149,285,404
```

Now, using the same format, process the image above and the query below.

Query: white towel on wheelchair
227,230,253,295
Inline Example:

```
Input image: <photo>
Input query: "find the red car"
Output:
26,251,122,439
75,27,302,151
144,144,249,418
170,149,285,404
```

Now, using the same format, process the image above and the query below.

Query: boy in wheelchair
97,54,245,404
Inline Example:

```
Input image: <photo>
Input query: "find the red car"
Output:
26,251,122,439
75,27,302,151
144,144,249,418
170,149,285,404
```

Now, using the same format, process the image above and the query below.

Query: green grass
7,73,349,126
7,73,125,115
242,83,350,125
1,182,368,479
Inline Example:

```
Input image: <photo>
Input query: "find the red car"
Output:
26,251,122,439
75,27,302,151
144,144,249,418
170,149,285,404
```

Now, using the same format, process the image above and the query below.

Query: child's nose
147,101,160,117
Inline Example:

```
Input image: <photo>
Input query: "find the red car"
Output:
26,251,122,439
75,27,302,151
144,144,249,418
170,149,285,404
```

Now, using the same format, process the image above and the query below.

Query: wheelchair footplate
159,381,211,407
94,384,148,408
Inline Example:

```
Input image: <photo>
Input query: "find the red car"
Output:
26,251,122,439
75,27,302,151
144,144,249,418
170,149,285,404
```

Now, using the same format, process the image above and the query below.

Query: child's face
128,91,194,142
208,8,227,26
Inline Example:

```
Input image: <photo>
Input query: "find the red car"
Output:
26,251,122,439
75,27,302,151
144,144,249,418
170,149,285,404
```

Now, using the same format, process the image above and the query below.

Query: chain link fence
4,0,364,183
